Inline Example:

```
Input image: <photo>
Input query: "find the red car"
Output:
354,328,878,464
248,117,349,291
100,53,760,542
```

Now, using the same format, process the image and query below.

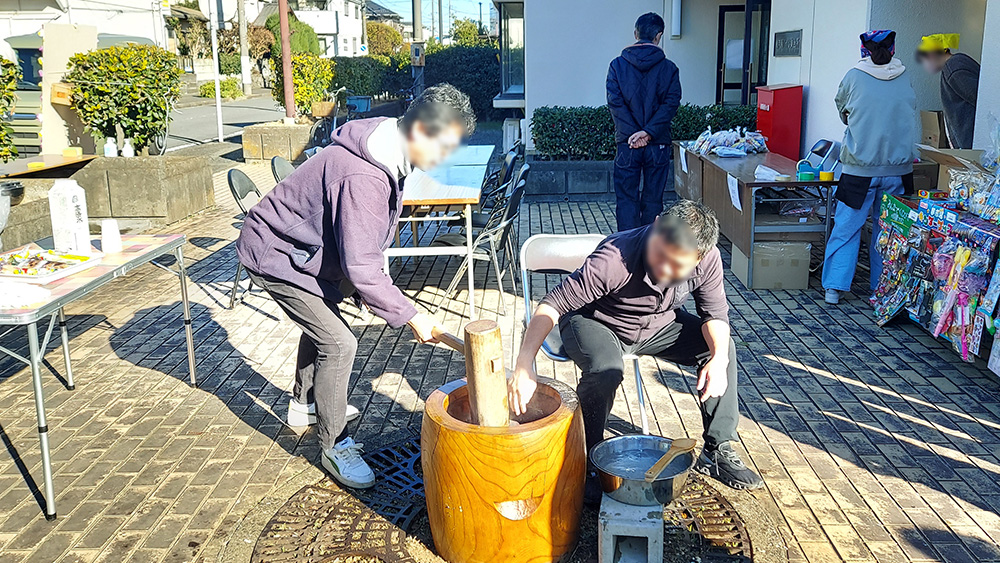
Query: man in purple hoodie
607,12,682,232
236,84,476,489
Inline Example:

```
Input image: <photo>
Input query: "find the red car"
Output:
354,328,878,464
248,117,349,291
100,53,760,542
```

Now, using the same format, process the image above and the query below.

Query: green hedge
218,52,241,76
423,46,503,122
531,106,616,160
199,77,245,100
530,103,759,160
331,56,388,96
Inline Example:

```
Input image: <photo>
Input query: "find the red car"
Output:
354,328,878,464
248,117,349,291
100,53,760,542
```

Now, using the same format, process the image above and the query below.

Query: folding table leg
27,321,57,520
58,309,74,390
175,246,197,387
465,204,476,317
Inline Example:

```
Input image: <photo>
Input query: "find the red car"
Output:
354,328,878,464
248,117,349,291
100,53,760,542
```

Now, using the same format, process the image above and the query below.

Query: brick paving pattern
0,163,998,562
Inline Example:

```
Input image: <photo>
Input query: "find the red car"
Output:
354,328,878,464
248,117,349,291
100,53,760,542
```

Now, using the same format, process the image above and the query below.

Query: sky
371,0,496,35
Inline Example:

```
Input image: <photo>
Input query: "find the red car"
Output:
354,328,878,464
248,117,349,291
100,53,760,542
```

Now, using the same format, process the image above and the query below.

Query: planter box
242,122,312,164
525,156,675,202
71,155,214,231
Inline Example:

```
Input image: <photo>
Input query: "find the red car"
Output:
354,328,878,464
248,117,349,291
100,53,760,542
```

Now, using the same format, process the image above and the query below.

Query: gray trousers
248,272,356,450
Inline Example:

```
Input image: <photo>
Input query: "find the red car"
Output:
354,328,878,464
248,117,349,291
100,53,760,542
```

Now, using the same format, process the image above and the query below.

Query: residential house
1,0,168,47
496,0,995,155
276,0,366,57
367,0,404,34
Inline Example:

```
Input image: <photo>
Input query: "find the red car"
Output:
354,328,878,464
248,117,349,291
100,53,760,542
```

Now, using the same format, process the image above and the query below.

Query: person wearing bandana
822,30,917,305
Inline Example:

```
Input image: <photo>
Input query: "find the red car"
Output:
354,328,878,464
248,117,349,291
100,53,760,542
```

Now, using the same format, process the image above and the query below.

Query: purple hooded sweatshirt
236,117,417,328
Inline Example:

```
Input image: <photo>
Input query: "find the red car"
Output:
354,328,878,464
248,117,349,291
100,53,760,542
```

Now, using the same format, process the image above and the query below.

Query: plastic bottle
121,138,135,158
103,137,118,158
48,179,91,255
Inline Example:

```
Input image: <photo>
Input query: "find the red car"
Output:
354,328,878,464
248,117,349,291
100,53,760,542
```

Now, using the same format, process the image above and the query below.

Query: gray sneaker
694,442,764,490
824,289,841,304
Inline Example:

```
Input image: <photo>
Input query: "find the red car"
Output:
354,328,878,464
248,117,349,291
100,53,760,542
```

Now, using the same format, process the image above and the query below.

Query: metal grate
254,434,753,562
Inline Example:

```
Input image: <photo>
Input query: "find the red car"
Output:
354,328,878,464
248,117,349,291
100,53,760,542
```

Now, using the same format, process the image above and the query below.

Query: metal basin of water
590,435,695,506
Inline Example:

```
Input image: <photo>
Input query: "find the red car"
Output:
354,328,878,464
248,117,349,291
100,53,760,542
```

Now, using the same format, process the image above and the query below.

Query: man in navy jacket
607,12,682,231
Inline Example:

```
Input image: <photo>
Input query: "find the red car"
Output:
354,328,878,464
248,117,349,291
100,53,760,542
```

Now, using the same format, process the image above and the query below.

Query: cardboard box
921,110,947,148
918,145,987,188
915,198,960,235
731,242,811,290
912,160,939,192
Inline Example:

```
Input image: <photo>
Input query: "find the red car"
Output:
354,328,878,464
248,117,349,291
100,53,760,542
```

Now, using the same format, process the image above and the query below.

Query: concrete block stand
598,495,664,563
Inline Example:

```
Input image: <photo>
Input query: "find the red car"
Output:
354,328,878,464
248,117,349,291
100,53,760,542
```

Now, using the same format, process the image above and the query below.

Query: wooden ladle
644,438,697,483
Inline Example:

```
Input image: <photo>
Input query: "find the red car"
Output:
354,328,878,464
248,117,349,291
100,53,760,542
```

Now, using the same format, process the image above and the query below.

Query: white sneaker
322,437,375,489
824,289,841,305
287,399,360,427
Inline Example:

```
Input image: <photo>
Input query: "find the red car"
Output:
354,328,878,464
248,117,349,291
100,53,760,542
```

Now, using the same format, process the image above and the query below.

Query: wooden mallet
432,320,511,427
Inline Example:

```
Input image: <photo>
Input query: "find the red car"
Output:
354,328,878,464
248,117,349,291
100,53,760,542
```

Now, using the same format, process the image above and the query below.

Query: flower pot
421,377,586,563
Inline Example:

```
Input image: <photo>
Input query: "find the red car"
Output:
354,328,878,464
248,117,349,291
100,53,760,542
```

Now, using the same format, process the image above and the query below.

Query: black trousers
560,310,739,451
248,272,356,450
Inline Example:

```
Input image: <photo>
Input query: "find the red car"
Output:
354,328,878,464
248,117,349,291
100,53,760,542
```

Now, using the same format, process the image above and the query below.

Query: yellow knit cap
918,33,960,52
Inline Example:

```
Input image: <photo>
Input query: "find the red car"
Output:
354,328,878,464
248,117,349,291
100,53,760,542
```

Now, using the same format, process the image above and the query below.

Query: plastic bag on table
981,112,1000,172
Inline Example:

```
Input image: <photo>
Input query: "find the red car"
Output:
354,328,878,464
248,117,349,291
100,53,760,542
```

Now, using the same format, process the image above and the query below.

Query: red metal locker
756,84,803,161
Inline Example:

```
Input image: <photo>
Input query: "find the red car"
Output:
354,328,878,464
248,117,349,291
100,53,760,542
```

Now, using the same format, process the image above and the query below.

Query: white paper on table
727,173,742,212
680,148,689,173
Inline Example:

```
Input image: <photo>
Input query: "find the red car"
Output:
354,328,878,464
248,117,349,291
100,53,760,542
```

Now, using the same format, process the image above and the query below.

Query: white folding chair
520,233,651,434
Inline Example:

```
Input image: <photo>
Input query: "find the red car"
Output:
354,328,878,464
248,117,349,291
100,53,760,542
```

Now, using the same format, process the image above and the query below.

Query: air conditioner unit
503,118,522,152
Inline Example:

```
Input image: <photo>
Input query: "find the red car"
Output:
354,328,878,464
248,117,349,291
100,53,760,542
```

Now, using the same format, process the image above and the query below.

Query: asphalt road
166,96,285,151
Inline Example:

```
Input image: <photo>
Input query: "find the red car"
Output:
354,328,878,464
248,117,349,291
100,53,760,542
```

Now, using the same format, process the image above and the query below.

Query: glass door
716,5,746,106
743,0,771,107
716,0,771,106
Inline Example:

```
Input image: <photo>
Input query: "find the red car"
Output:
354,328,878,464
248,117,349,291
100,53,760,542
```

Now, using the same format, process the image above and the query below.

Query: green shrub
424,46,502,122
366,21,403,56
530,103,759,159
332,56,388,96
0,58,20,163
271,52,335,114
66,44,182,150
199,77,245,99
218,52,241,75
531,106,616,160
672,103,757,141
265,13,320,59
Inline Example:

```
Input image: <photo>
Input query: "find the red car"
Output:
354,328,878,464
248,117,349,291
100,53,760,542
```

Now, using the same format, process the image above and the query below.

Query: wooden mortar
421,374,586,563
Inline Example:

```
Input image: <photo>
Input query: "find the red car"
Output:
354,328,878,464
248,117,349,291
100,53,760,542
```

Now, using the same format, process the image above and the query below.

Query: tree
366,21,403,56
271,52,335,114
0,58,21,163
265,13,321,59
219,23,275,60
451,18,483,47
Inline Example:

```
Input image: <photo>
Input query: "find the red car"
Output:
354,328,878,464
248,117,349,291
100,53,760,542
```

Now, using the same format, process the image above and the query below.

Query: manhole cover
253,435,753,563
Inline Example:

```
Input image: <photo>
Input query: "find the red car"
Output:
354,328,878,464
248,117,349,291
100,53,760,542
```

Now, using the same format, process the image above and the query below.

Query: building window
353,37,358,53
500,3,524,95
355,4,359,18
345,1,349,15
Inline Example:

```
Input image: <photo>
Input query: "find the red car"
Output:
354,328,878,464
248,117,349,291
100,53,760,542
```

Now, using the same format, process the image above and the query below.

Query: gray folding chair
433,177,526,311
271,156,295,183
228,169,262,309
520,233,652,434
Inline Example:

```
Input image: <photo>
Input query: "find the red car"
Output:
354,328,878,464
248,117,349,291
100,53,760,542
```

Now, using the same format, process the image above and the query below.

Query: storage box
731,242,811,290
918,145,987,189
912,160,939,192
920,110,947,148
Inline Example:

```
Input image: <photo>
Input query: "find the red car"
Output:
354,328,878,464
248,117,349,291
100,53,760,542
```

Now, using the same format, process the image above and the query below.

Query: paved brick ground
0,162,999,563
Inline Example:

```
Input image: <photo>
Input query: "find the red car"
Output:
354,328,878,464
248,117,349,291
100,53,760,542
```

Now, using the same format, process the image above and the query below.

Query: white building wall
767,0,870,156
975,0,1000,148
523,0,732,149
869,0,985,114
1,0,164,46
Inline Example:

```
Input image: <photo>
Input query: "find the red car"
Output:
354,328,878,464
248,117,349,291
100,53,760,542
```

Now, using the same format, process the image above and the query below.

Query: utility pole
430,0,435,40
411,0,424,95
478,2,483,33
208,0,225,141
437,0,443,43
278,0,296,121
237,0,252,96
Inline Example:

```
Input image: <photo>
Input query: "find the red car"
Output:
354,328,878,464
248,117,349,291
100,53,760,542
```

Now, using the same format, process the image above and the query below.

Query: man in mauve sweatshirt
509,201,763,503
236,84,476,489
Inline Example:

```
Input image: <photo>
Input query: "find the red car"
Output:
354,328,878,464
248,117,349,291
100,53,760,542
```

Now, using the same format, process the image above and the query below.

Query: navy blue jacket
606,42,682,145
